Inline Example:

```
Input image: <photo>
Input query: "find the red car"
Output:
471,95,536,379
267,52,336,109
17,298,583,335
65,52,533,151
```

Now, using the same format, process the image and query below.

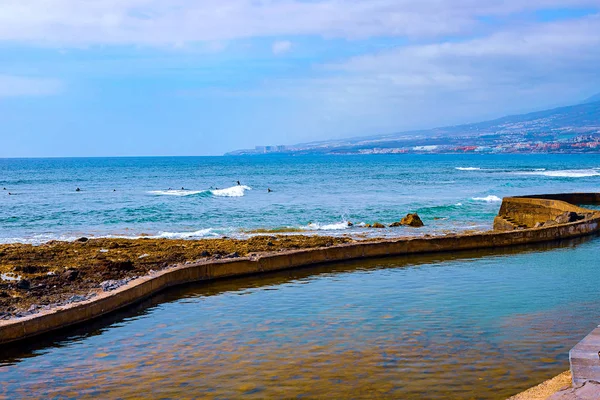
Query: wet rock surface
0,236,353,319
400,213,425,227
100,278,136,292
555,212,584,224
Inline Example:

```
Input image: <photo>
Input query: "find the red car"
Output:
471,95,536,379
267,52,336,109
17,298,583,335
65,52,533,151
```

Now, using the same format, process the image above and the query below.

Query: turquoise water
1,238,599,399
1,154,600,398
0,154,599,243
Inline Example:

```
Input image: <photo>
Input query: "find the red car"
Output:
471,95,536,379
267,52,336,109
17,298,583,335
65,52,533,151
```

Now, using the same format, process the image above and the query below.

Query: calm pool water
2,237,600,399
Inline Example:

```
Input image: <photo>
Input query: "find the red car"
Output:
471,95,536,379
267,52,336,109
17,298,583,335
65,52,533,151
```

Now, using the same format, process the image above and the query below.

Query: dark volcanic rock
75,237,89,243
371,222,386,229
62,269,79,281
389,221,403,227
14,265,51,274
105,260,134,271
16,279,31,290
555,211,579,224
100,279,133,292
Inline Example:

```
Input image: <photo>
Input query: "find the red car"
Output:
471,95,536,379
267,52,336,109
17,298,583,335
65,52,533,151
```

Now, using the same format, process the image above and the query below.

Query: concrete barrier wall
497,194,598,228
570,325,600,386
1,193,599,345
526,193,600,205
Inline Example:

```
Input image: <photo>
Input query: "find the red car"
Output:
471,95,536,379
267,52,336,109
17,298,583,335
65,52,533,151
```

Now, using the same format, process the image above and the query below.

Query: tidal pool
2,237,600,399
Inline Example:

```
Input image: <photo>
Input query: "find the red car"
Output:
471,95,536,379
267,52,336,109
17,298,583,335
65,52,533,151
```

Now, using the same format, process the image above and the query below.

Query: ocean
1,154,600,399
1,154,599,244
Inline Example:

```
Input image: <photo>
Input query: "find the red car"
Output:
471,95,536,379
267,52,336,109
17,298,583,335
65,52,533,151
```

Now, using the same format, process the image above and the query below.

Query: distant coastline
227,99,600,156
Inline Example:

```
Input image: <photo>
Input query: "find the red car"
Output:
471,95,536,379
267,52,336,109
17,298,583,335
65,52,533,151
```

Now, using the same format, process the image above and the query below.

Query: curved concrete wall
1,193,599,345
495,193,599,229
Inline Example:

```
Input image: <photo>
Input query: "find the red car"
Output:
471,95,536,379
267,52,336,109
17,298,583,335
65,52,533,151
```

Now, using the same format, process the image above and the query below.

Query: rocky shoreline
0,235,354,319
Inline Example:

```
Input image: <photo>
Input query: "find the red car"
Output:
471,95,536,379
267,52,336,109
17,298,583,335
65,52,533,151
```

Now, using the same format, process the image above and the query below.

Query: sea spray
211,185,252,197
471,195,502,202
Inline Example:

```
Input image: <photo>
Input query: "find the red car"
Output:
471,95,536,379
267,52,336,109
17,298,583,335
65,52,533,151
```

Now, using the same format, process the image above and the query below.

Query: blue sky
1,0,600,157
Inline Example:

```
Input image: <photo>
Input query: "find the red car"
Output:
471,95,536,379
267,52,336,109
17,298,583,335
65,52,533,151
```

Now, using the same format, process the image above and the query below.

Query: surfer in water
237,181,241,186
267,188,272,193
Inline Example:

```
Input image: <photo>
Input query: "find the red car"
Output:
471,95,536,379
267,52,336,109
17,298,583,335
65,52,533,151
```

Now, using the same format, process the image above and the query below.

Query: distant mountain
584,92,600,104
227,99,600,155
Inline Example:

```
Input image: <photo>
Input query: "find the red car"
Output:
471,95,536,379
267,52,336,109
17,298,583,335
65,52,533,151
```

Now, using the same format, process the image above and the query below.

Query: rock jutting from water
391,213,424,227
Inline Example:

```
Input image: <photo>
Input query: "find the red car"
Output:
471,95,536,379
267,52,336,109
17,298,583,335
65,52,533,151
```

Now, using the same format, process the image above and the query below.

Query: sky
1,1,600,157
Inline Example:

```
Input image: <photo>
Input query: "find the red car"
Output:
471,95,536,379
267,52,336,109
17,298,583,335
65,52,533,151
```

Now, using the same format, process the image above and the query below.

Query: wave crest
471,195,502,202
211,185,252,197
154,229,217,239
306,221,351,231
514,169,600,178
148,185,252,198
455,167,481,171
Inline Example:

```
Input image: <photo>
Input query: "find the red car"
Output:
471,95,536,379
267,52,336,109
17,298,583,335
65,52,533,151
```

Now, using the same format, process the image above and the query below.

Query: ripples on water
1,154,599,243
2,237,600,399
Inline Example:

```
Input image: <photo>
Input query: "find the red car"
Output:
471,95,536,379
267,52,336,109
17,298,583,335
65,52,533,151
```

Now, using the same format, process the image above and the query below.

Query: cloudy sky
1,0,600,157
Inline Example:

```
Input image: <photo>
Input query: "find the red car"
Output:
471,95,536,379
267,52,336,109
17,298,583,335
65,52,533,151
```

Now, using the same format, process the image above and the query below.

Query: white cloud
205,14,600,137
0,75,63,97
1,0,599,46
272,40,292,55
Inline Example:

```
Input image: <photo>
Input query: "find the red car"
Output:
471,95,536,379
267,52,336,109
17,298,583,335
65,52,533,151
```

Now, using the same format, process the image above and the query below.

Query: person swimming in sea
76,187,81,192
237,181,241,185
267,188,272,193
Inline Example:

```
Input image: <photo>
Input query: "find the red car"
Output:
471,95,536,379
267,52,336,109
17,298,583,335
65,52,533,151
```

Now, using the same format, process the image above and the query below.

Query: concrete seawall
1,193,599,345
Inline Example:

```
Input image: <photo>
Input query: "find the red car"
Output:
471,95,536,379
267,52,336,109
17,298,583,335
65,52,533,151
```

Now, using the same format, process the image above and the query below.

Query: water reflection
1,235,599,399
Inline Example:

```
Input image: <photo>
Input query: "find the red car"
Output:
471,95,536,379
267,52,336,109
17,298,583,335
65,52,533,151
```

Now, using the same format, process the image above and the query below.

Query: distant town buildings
255,145,287,153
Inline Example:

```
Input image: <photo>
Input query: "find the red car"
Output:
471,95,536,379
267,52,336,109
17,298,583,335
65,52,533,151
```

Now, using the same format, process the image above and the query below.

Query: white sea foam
154,229,217,239
455,202,463,206
211,185,252,197
148,185,252,197
471,195,502,203
149,189,206,197
455,167,481,171
306,221,351,231
514,169,600,178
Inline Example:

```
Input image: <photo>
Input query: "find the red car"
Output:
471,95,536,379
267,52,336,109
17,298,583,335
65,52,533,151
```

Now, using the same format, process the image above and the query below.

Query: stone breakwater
1,193,599,345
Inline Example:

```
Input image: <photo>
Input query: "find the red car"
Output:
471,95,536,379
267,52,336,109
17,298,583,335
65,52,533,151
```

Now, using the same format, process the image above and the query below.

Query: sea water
1,238,600,399
1,154,600,399
0,154,599,243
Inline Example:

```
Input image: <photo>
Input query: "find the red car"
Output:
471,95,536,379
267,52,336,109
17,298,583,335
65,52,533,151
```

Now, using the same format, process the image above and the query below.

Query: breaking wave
455,167,481,171
211,185,252,197
471,195,502,203
513,169,600,178
153,229,218,239
148,185,252,198
305,221,351,231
